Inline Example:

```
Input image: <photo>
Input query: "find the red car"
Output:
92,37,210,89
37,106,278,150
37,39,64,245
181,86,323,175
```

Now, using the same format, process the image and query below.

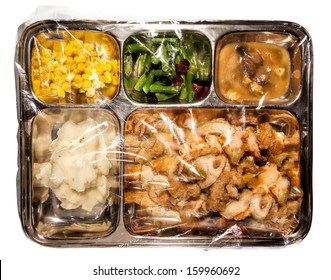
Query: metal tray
15,20,313,247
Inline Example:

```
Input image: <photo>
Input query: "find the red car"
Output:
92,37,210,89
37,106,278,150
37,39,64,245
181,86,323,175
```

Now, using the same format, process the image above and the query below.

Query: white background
0,0,328,279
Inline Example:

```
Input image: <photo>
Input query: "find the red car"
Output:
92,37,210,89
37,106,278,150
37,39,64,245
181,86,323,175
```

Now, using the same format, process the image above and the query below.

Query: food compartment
215,32,301,105
123,31,211,104
31,108,120,239
30,30,120,105
124,108,303,240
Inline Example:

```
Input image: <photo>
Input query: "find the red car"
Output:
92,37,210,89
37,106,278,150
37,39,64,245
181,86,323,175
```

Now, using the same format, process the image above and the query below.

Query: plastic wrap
15,13,313,247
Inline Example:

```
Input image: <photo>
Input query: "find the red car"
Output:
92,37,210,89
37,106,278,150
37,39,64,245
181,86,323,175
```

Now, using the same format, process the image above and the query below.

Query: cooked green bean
134,73,147,91
186,70,195,102
155,92,178,101
149,84,179,95
127,43,151,54
142,72,155,94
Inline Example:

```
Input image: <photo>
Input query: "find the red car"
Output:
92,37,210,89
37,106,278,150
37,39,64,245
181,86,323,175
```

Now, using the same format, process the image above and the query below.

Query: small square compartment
123,108,306,242
123,30,211,104
215,32,302,105
31,108,120,239
30,29,120,105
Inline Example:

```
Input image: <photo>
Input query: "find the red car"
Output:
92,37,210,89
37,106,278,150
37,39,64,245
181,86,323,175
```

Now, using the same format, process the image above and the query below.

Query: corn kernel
105,63,112,72
82,73,91,80
46,63,55,73
83,79,92,90
59,66,67,74
86,88,96,97
53,69,62,76
72,82,82,90
103,71,112,84
85,44,94,54
58,88,66,98
63,82,71,92
84,59,91,67
64,46,74,57
66,56,74,65
53,76,62,84
77,63,85,73
80,54,87,63
84,67,93,75
73,74,83,83
69,64,77,71
41,57,51,65
74,55,82,64
72,75,83,89
99,76,105,84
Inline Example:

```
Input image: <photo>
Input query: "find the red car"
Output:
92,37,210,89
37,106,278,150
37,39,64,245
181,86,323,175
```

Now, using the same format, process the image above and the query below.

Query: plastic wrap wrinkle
15,15,313,247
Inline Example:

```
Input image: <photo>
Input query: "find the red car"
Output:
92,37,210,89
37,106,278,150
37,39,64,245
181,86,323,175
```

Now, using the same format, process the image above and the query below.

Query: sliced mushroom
236,45,263,78
236,45,271,94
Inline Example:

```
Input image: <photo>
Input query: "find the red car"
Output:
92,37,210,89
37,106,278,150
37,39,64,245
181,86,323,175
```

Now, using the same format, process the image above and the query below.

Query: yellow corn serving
31,30,120,104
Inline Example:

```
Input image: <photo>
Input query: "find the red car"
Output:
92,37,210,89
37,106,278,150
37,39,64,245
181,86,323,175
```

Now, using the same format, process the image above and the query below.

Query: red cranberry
175,59,190,74
172,75,184,86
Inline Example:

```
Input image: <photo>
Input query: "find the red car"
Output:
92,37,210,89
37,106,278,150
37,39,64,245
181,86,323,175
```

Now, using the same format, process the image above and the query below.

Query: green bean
130,91,147,103
175,52,183,64
179,74,187,100
198,67,210,82
137,53,147,77
134,72,147,91
142,72,155,94
149,84,179,95
159,43,173,73
137,53,152,77
153,69,170,77
155,92,178,101
127,43,150,54
151,54,160,65
186,70,195,102
185,44,198,69
179,45,188,60
179,87,187,100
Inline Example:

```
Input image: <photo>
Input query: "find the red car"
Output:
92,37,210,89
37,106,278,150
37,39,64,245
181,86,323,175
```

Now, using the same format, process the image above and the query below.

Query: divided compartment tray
15,20,313,247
